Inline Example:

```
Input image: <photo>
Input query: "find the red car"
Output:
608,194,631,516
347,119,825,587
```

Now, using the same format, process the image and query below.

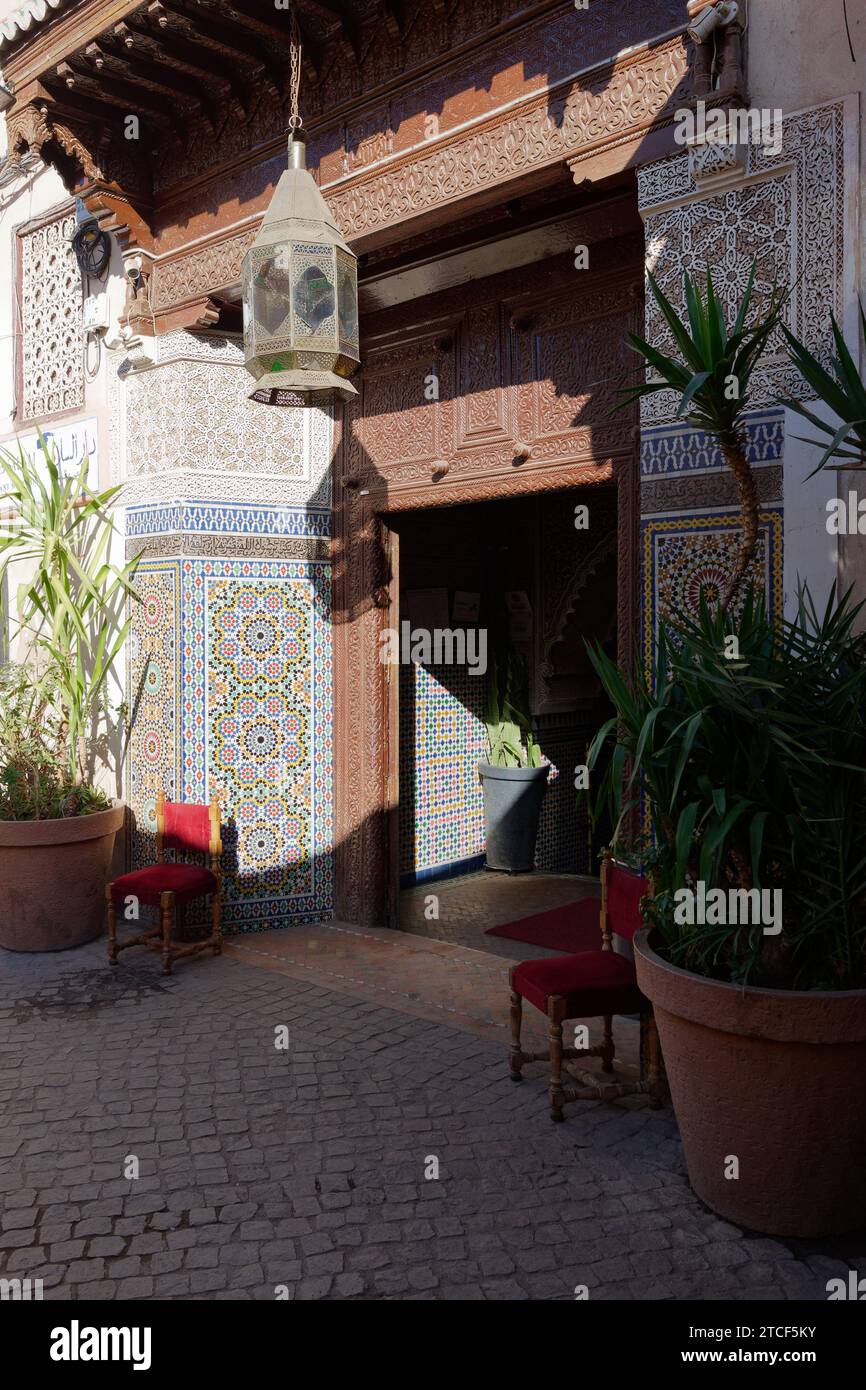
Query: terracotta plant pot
0,804,125,952
634,928,866,1238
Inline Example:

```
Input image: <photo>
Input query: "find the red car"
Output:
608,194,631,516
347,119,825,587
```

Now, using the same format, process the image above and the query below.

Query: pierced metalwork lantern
242,130,360,406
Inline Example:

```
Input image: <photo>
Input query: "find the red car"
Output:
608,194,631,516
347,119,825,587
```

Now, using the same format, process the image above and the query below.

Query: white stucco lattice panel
637,100,855,426
19,209,84,422
119,330,334,508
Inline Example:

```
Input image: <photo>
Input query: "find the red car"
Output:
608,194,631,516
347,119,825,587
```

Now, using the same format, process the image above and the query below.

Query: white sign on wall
7,418,99,491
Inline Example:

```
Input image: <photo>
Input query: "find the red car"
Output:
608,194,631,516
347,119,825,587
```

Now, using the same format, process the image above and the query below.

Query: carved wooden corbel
5,79,155,250
5,99,52,163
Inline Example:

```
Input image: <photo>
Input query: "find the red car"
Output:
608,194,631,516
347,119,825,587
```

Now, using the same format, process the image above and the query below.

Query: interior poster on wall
452,590,480,623
403,587,450,633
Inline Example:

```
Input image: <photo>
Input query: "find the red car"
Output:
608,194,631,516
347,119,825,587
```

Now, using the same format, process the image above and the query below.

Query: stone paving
1,931,865,1302
400,868,597,959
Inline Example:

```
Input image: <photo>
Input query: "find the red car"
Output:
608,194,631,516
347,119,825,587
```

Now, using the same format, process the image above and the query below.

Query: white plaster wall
783,402,840,618
0,127,131,796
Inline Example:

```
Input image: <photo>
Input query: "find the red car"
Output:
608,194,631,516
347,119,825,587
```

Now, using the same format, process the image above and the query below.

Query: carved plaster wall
17,207,84,423
118,331,333,511
638,99,856,426
636,99,858,667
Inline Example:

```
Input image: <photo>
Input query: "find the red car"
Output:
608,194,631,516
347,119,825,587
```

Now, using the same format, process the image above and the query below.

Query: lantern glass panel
290,243,337,346
250,247,294,343
336,249,359,354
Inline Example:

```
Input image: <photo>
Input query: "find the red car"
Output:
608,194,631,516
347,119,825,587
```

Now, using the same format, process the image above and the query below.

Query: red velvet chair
106,789,223,976
508,849,664,1120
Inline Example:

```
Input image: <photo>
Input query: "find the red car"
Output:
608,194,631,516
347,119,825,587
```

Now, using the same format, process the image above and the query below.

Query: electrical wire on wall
843,0,857,62
70,200,111,383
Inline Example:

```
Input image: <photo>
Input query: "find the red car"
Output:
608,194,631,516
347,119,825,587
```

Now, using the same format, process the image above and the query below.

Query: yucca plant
0,435,140,800
619,263,788,611
782,303,866,473
585,587,866,990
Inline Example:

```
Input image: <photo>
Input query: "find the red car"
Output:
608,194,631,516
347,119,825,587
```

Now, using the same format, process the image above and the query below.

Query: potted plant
587,590,866,1237
0,437,140,952
585,267,866,1238
479,640,549,872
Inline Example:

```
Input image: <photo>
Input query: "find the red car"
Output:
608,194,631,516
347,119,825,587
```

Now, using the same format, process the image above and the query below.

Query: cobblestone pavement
1,935,864,1302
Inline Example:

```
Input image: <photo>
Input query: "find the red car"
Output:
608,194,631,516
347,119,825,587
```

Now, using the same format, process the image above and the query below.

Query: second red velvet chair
106,789,222,976
508,848,664,1120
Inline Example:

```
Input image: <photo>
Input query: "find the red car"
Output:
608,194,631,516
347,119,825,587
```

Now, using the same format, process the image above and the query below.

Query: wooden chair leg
509,989,523,1081
106,887,117,965
548,996,566,1122
601,1013,614,1072
211,890,222,957
160,892,175,976
642,1010,664,1109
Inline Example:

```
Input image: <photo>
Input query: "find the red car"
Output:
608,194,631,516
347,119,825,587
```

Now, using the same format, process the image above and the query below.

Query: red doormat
485,895,601,953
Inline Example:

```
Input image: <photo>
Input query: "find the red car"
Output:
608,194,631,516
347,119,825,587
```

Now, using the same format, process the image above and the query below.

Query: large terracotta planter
0,804,124,952
634,928,866,1237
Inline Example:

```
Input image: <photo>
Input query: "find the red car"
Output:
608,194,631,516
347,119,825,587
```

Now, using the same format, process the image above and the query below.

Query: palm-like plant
0,436,140,789
619,263,788,611
585,586,866,990
782,304,866,474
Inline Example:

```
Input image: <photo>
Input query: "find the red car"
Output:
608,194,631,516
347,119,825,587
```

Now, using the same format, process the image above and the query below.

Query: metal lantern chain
240,0,360,406
288,4,303,132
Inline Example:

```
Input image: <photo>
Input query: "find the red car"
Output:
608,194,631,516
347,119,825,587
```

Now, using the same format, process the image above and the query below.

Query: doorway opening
390,484,618,958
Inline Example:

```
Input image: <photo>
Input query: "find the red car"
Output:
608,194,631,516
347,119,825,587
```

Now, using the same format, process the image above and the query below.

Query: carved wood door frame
332,442,640,929
332,246,643,927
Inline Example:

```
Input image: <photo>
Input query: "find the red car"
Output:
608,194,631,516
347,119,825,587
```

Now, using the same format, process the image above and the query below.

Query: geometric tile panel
638,102,851,427
641,508,784,673
398,663,584,879
198,560,332,928
399,661,487,877
127,562,181,866
126,556,333,931
641,408,784,478
535,735,589,875
126,502,331,541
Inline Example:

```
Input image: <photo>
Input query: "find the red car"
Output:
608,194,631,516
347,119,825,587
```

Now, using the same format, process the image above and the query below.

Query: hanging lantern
242,9,359,406
242,131,359,406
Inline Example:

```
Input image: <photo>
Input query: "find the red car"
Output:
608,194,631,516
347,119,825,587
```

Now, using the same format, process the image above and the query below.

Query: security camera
688,1,739,43
123,254,145,290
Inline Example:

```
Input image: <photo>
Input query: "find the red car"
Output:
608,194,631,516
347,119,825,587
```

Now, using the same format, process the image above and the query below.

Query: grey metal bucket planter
478,762,549,872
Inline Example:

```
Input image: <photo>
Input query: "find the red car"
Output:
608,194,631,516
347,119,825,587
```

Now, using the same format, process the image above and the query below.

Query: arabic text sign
11,419,99,491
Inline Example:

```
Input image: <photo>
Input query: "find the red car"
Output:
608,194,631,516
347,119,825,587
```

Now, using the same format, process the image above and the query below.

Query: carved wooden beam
147,0,285,100
297,0,360,61
202,0,296,47
123,9,254,117
0,0,147,92
53,59,182,126
381,2,404,41
106,24,219,122
79,40,201,113
213,0,323,86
